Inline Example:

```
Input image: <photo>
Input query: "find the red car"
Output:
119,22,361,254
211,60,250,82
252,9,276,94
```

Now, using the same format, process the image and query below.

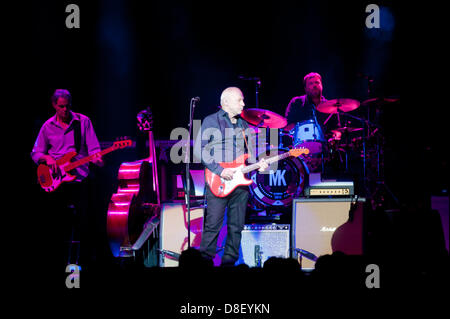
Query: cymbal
316,98,360,114
361,97,399,106
241,108,287,129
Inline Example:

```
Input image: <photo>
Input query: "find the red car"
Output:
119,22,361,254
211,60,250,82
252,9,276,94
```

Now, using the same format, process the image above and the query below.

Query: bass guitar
205,147,309,197
37,139,132,192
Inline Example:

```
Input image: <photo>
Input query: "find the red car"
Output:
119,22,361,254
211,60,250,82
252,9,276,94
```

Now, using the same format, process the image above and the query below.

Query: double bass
106,108,161,257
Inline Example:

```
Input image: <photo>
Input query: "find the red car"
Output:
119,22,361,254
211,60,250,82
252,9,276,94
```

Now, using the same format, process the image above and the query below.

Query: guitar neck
65,146,116,171
241,152,291,174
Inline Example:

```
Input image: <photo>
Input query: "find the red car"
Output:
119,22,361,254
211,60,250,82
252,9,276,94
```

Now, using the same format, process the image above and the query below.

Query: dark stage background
25,1,447,189
16,0,448,298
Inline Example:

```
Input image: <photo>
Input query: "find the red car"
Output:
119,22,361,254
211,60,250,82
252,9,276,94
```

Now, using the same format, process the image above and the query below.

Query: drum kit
241,96,399,211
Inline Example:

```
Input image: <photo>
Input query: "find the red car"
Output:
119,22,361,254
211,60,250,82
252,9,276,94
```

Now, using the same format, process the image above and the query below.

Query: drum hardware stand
238,75,261,107
309,104,326,176
370,133,400,209
339,110,399,208
239,75,264,154
255,78,261,108
357,71,400,209
311,104,322,140
254,115,270,155
337,111,372,194
184,97,200,249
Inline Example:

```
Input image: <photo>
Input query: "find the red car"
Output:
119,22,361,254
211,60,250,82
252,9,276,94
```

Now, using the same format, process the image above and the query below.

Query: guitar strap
241,130,249,154
73,120,82,154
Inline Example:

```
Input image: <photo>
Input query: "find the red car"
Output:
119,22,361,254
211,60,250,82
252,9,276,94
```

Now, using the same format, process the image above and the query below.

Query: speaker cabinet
237,224,290,267
292,197,365,269
159,202,205,267
173,170,205,199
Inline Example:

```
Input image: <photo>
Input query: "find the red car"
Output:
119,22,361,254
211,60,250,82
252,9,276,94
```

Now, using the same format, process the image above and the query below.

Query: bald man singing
194,87,267,266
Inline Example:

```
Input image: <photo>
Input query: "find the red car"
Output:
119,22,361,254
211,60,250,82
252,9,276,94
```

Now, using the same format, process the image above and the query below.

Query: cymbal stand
238,75,261,107
338,111,369,194
239,76,263,154
358,75,399,208
370,130,400,209
255,78,261,108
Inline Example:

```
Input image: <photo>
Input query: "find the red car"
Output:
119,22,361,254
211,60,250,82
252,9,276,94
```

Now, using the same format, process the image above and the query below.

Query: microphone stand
184,97,198,249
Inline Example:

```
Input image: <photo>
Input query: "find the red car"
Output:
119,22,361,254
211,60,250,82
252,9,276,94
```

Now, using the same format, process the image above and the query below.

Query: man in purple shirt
31,89,103,269
31,89,103,179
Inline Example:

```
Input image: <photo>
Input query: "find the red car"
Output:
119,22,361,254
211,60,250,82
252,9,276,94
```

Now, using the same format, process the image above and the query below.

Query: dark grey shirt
193,108,256,176
285,94,328,126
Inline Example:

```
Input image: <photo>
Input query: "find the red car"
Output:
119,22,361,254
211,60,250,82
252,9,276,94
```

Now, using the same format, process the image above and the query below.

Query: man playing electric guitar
194,87,269,266
31,89,104,270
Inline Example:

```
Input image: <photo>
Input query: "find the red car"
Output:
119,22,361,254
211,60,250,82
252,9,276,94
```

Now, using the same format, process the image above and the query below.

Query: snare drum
292,120,325,154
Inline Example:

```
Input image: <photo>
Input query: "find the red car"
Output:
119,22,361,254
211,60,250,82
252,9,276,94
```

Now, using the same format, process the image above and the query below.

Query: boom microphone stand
184,97,200,249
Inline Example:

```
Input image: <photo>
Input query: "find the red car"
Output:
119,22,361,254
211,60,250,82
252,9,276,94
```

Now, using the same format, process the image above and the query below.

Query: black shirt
285,95,328,126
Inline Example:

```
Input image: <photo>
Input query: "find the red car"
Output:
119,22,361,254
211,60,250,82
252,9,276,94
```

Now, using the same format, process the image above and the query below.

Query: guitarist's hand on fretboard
257,158,269,172
91,152,104,167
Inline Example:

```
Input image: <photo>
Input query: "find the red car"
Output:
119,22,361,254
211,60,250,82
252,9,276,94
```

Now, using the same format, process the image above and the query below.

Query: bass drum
248,148,308,208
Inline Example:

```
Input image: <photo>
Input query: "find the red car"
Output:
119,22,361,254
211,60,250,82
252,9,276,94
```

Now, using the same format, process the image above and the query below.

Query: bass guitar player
31,89,104,270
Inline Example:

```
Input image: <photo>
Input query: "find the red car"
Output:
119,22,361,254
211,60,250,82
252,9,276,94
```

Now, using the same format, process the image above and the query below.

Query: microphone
192,97,200,102
295,248,318,261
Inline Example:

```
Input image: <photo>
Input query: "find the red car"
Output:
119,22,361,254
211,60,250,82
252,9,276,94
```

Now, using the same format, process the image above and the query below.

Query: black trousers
44,178,92,268
199,186,249,265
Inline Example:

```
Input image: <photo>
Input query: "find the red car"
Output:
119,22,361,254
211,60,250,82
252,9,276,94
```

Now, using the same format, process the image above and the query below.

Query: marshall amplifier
237,224,290,267
292,197,365,270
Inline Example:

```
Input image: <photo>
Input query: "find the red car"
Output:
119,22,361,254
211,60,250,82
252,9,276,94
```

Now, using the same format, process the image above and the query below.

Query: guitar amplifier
173,170,205,199
303,180,354,197
236,224,290,267
292,197,365,270
159,202,205,267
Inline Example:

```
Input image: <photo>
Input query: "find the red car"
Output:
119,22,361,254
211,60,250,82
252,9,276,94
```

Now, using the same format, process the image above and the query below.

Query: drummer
284,72,329,129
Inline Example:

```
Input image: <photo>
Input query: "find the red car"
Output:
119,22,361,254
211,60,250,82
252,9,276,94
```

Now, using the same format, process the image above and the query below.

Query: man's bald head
220,87,243,105
220,87,245,119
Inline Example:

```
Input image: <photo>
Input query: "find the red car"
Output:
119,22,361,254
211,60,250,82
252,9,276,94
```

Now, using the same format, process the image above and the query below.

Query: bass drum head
248,148,307,208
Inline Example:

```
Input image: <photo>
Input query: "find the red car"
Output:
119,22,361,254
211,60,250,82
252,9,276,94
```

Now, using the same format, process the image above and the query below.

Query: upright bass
106,108,161,257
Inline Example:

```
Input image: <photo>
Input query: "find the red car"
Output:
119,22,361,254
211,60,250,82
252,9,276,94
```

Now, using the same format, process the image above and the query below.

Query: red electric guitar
37,139,132,192
205,147,309,197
